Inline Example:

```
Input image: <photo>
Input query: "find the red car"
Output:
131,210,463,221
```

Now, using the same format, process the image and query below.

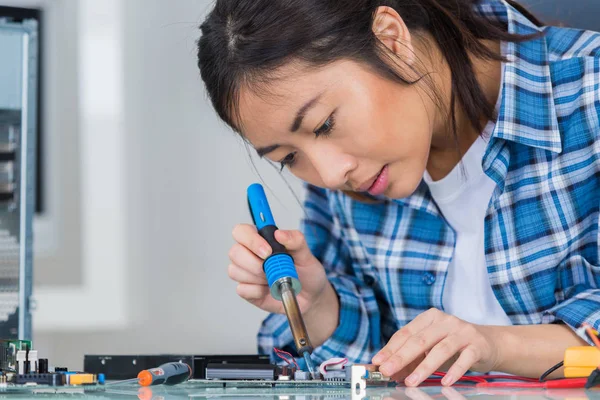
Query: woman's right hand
228,223,330,315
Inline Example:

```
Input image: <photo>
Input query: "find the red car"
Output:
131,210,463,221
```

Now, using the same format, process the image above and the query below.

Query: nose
307,144,356,189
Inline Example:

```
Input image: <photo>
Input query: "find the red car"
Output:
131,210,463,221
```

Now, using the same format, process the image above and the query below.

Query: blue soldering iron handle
247,183,288,255
247,183,301,300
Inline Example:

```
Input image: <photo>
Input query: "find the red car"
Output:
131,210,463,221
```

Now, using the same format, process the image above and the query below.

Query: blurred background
0,0,596,370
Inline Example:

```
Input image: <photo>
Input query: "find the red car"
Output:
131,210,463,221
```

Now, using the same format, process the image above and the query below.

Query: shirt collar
483,0,562,153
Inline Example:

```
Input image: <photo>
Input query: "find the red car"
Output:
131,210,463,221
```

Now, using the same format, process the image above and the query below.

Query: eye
314,111,336,137
279,152,297,171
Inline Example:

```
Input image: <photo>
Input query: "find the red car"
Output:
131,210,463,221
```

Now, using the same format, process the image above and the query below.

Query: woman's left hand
371,308,501,387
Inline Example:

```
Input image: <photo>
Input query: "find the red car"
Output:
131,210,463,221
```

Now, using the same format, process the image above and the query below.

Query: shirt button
422,272,436,285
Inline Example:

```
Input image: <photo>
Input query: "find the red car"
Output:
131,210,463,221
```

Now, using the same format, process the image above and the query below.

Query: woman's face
237,59,439,199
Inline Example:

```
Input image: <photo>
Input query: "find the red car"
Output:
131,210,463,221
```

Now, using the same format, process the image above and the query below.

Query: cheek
288,164,325,188
372,89,433,160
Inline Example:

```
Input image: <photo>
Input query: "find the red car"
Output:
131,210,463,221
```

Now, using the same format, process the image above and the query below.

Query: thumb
274,229,314,265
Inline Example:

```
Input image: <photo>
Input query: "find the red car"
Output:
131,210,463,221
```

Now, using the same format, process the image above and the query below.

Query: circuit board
187,379,351,388
0,339,31,371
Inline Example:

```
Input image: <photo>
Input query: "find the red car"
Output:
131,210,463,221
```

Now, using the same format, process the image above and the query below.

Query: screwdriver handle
137,362,192,386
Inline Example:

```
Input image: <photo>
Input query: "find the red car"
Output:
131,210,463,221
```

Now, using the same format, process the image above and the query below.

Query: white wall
3,0,304,369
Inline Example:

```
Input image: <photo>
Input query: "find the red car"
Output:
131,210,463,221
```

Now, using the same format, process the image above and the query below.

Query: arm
488,323,588,378
258,184,383,365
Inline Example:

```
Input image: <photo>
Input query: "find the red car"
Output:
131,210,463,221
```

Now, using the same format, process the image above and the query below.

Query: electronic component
16,350,25,374
324,370,347,381
15,373,64,386
38,359,48,374
277,365,295,381
66,373,97,385
293,370,310,381
0,340,32,372
349,364,391,394
28,350,37,374
320,357,348,381
564,346,600,378
205,363,276,380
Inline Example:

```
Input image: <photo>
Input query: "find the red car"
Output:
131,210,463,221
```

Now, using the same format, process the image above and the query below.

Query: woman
197,0,600,387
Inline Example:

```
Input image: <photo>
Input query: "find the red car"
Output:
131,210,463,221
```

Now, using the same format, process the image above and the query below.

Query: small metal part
278,280,313,357
349,364,390,394
302,352,317,379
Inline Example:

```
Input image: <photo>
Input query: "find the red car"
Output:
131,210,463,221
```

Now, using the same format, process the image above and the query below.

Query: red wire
273,347,299,369
476,378,588,389
426,372,580,388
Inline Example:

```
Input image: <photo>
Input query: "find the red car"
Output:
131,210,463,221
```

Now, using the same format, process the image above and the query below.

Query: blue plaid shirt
257,0,600,365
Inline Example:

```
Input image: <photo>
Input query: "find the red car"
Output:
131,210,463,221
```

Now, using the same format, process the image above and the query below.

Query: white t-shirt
423,128,512,326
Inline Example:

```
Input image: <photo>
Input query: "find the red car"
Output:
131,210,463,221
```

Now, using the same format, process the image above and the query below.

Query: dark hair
197,0,542,155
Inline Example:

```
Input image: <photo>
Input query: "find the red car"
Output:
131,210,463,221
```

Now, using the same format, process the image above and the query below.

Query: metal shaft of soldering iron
278,279,316,378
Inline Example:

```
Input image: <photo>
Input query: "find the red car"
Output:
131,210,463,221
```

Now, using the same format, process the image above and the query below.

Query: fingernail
372,354,383,364
405,373,419,386
259,247,270,259
441,374,453,386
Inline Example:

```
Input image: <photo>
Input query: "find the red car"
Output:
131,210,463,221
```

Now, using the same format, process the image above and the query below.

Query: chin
385,176,422,200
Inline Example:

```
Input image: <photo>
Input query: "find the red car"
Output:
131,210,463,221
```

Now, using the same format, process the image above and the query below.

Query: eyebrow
255,92,324,158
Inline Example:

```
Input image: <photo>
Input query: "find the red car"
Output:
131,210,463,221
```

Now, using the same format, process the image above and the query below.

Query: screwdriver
107,362,192,386
247,183,317,379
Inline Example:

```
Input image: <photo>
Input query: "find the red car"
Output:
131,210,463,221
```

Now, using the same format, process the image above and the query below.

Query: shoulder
543,27,600,147
544,26,600,60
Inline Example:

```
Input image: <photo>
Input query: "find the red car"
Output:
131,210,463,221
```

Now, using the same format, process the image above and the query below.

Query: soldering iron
247,183,317,378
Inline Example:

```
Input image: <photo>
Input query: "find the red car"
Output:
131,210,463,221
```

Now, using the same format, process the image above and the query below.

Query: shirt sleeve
257,184,383,366
545,287,600,345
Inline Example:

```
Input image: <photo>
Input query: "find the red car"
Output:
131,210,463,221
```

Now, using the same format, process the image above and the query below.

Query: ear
372,6,414,65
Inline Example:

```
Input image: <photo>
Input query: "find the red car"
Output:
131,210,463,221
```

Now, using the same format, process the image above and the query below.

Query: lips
366,165,389,196
357,166,386,193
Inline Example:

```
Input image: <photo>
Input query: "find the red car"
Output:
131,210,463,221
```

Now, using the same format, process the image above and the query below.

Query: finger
373,308,441,365
404,335,464,387
274,230,314,264
442,346,481,386
236,283,270,301
228,243,265,275
379,320,452,377
389,357,424,383
227,263,267,285
232,224,271,259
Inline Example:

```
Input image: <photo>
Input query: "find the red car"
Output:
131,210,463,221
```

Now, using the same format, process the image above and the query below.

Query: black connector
38,359,48,374
15,373,64,386
586,368,600,389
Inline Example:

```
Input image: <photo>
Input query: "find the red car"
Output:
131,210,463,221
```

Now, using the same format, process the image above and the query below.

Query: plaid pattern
257,0,600,365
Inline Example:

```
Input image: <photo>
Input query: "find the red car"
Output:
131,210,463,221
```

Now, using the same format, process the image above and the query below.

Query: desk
100,382,599,400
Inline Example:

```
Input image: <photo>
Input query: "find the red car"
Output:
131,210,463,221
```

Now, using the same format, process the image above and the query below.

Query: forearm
481,324,588,378
303,282,340,348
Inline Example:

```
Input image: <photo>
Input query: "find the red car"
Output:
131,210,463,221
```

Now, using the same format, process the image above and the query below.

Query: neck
426,40,502,181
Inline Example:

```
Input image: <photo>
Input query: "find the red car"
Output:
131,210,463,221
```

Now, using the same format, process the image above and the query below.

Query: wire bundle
273,347,299,370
